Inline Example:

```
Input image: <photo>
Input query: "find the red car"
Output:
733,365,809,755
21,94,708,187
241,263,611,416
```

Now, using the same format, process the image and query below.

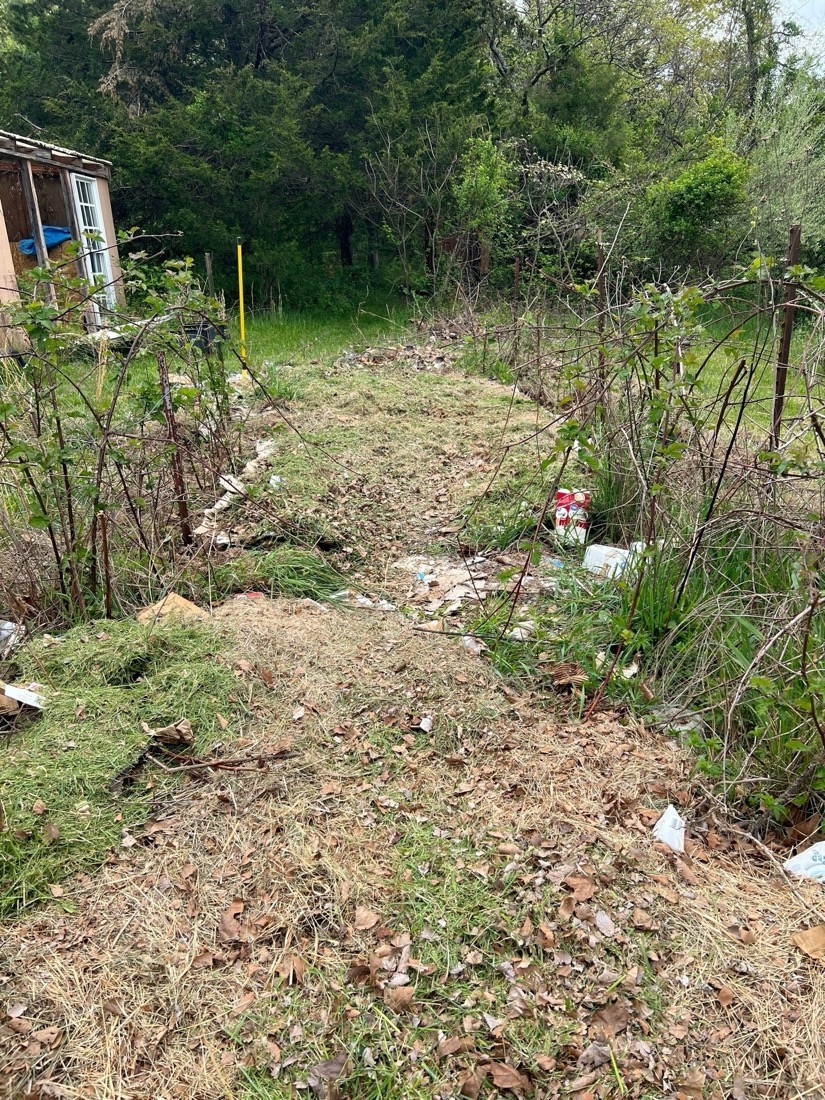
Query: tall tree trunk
742,0,760,111
335,212,354,266
424,216,435,275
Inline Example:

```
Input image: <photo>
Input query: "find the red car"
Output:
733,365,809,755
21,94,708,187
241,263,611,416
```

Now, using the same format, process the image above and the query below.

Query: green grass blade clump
205,547,346,602
1,618,240,915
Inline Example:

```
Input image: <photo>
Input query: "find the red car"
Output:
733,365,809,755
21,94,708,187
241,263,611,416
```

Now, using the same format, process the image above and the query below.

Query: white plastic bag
652,804,686,853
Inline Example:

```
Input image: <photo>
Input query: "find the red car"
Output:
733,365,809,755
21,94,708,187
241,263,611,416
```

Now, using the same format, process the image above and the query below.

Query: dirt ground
3,347,825,1100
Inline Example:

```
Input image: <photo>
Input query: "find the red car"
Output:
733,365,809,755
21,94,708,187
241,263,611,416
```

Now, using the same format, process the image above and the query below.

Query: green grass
244,301,410,369
233,820,663,1100
0,618,242,915
235,822,572,1100
460,465,555,554
194,547,347,602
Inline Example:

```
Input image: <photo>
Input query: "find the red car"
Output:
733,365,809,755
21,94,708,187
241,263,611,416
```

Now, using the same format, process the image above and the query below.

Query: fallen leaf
42,822,60,845
219,897,245,942
489,1062,530,1092
567,1073,598,1093
31,799,46,816
465,949,483,965
565,872,595,901
675,858,699,886
651,882,681,904
7,1003,27,1019
535,1054,556,1072
632,907,655,930
277,954,307,985
483,1012,506,1034
675,1067,705,1100
717,986,735,1008
231,991,256,1016
319,781,343,798
419,618,445,633
48,884,64,897
791,924,825,960
578,1042,611,1069
592,1002,630,1037
731,1077,747,1100
383,984,414,1013
141,718,194,746
537,921,555,948
346,962,371,985
558,895,575,920
32,1026,60,1045
308,1050,348,1087
216,713,229,730
459,1065,489,1099
192,950,214,968
594,910,617,937
102,999,123,1017
438,1036,476,1057
354,906,380,930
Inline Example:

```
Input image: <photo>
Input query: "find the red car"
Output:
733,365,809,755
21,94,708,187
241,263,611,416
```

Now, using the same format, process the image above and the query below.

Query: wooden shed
0,130,124,339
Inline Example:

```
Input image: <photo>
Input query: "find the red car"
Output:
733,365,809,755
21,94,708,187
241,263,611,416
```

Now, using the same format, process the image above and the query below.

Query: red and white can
554,488,590,543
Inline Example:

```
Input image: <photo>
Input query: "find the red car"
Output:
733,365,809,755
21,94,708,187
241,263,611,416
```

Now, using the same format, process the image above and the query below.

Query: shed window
71,174,115,310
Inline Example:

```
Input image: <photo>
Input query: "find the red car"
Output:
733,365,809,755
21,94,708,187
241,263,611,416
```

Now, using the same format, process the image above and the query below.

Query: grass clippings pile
0,619,240,915
2,597,824,1100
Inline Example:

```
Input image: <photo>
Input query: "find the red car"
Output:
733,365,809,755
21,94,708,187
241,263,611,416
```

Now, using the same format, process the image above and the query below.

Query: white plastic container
784,841,825,883
583,544,631,579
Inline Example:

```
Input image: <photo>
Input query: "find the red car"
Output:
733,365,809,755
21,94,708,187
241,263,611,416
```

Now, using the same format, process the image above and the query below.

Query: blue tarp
18,226,72,256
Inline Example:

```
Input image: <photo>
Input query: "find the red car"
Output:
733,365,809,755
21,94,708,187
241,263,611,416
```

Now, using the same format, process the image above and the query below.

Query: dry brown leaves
791,924,825,960
2,596,825,1099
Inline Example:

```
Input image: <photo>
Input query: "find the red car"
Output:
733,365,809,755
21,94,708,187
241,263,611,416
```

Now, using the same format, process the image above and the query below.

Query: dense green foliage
0,0,822,301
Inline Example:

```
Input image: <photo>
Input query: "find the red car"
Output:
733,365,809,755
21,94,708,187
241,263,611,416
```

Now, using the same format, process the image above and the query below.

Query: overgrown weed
460,264,825,820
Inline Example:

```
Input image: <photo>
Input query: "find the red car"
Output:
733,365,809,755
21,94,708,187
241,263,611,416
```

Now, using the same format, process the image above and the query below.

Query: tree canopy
0,0,821,303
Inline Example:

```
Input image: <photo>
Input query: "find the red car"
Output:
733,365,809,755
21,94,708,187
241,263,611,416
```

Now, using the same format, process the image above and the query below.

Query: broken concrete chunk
136,593,208,625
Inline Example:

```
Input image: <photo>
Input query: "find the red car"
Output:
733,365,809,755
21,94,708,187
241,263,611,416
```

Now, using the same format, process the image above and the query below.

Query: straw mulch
2,597,824,1100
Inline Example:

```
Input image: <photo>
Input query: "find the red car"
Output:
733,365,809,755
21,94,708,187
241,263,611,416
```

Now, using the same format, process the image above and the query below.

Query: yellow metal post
236,236,247,372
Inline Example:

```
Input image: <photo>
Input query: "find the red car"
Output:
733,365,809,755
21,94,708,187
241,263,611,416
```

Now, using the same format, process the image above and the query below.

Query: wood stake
156,351,193,546
771,223,802,452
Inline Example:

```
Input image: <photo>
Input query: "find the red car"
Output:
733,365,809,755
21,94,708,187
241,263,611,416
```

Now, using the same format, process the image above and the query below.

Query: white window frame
70,173,116,315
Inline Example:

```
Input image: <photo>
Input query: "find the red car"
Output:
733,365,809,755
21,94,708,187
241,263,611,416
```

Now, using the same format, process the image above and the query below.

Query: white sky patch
778,0,825,29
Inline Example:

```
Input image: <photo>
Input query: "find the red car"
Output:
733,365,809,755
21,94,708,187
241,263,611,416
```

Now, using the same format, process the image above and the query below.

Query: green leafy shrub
646,148,749,267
